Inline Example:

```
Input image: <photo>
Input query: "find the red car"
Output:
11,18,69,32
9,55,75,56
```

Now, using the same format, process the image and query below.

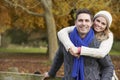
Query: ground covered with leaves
0,53,119,79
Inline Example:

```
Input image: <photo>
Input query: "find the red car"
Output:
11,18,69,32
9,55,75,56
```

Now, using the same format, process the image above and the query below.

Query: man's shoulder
89,37,101,48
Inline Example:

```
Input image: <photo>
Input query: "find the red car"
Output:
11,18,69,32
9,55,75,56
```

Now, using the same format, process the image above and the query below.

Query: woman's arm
81,32,113,58
57,26,113,58
57,26,75,51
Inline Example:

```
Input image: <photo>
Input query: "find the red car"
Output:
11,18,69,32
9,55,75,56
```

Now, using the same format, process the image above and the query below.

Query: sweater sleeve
57,26,75,51
81,32,113,58
98,55,114,80
48,43,64,77
58,27,113,58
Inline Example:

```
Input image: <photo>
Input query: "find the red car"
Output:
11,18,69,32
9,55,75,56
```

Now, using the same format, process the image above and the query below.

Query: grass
0,40,120,55
0,47,119,55
0,47,47,54
110,40,120,55
110,50,120,55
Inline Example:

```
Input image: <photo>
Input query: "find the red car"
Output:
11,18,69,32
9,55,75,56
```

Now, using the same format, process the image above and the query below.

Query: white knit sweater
57,26,113,58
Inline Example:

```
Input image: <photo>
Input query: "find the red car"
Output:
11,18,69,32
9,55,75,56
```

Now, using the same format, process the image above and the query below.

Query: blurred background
0,0,120,58
0,0,120,79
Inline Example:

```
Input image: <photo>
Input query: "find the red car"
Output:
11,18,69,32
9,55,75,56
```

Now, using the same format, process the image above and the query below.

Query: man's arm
98,55,114,80
48,43,64,77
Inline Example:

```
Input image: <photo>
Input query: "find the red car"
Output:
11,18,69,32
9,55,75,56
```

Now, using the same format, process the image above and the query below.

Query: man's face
75,13,93,36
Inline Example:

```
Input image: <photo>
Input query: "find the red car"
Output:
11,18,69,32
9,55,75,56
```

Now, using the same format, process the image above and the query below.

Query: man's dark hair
75,8,93,21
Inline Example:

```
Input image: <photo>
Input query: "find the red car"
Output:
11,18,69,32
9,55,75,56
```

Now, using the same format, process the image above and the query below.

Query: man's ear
74,20,77,26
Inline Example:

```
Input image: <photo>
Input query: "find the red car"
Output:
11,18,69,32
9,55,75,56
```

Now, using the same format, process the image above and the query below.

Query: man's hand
68,46,81,57
42,72,50,80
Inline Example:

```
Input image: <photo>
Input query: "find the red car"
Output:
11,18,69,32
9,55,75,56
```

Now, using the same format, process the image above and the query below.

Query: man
43,9,114,80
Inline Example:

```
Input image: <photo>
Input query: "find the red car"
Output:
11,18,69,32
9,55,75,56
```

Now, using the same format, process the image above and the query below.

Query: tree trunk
0,34,1,47
41,0,58,60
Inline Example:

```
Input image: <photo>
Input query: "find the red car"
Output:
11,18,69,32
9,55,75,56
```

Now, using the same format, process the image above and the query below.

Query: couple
43,9,117,80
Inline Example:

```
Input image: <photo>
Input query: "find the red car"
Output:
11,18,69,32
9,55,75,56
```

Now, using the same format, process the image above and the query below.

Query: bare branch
4,0,44,17
28,1,41,9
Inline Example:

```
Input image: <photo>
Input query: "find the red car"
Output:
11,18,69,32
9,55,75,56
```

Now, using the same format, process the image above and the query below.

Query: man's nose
82,21,86,25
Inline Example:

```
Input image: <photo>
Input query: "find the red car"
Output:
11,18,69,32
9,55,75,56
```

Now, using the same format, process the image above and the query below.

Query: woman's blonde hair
95,26,109,41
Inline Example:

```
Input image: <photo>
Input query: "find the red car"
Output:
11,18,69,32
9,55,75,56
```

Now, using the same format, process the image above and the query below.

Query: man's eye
85,20,90,22
78,19,83,22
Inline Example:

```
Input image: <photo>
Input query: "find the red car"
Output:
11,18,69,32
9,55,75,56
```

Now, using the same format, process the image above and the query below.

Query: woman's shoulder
108,31,113,37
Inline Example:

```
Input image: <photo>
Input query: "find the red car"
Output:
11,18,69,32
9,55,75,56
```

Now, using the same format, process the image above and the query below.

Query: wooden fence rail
0,71,61,80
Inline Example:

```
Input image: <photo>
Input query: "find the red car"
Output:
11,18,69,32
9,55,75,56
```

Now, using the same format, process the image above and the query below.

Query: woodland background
0,0,120,60
0,0,120,79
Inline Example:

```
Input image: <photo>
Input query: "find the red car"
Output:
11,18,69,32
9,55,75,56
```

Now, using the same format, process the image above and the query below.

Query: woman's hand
68,46,81,58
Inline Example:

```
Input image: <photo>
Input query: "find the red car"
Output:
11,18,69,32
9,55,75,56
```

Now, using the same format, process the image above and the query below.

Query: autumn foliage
0,0,120,40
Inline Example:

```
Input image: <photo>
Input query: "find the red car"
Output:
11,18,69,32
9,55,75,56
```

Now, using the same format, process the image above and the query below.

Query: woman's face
93,16,107,32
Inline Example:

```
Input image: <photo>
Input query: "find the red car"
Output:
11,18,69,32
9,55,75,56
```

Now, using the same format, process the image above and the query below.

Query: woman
57,10,118,80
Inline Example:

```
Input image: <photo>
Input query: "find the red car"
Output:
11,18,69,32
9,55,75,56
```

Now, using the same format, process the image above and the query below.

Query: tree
2,0,120,60
41,0,58,60
4,0,58,60
0,1,11,47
